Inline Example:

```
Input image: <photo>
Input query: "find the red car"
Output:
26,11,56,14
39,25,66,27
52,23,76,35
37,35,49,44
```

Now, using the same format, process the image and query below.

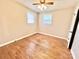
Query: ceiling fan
33,0,54,5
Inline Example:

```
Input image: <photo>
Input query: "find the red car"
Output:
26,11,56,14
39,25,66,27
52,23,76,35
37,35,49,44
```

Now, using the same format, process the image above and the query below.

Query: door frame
68,9,79,49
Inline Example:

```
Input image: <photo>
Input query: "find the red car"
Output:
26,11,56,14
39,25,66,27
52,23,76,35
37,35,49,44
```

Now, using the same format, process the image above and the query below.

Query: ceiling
16,0,79,12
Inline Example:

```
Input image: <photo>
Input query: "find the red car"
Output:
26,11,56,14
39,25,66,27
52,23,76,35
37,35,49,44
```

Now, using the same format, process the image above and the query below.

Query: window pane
43,15,52,24
27,13,34,23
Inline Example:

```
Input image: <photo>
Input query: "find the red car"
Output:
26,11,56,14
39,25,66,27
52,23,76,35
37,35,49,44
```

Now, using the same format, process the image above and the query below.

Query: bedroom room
0,0,79,59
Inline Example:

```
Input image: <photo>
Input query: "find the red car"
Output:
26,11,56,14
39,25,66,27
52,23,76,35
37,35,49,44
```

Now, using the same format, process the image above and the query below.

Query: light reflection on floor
26,39,51,59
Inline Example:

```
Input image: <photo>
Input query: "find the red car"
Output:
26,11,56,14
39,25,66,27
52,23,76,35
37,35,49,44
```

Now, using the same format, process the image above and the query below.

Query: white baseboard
38,32,67,41
71,49,76,59
0,32,68,47
39,32,70,49
0,32,37,47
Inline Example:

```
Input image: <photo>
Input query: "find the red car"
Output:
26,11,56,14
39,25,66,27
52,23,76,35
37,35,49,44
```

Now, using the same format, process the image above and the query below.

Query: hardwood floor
0,33,72,59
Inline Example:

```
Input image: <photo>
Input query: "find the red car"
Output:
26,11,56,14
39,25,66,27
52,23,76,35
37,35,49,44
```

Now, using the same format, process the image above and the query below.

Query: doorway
68,9,79,49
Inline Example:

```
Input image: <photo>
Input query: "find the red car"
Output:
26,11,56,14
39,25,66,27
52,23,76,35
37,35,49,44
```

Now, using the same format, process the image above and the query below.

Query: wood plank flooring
0,33,72,59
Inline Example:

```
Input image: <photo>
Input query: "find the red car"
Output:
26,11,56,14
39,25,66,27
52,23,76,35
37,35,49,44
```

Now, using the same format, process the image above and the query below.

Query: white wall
71,22,79,59
39,7,75,39
0,0,37,45
0,20,4,40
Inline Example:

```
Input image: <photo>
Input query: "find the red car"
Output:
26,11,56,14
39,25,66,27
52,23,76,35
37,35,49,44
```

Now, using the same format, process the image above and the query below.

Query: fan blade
46,2,54,5
33,3,40,5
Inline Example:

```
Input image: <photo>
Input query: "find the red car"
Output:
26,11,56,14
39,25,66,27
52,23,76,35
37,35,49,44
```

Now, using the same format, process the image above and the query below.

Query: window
43,15,52,24
27,13,34,24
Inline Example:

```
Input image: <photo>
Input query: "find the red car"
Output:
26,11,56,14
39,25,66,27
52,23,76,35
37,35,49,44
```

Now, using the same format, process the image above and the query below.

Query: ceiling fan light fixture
37,4,47,10
33,0,53,11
